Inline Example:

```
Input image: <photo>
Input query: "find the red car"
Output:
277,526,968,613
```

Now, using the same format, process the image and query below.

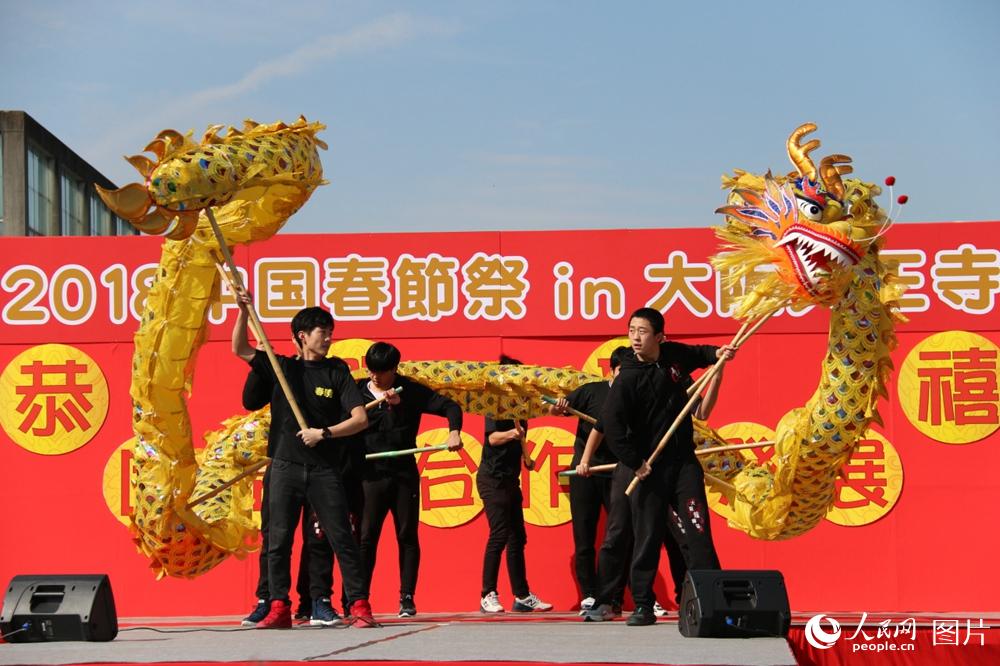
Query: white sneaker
480,591,504,613
578,596,596,616
653,601,669,617
512,592,553,612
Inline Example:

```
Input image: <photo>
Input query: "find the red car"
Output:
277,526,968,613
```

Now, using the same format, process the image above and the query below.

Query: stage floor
0,612,796,666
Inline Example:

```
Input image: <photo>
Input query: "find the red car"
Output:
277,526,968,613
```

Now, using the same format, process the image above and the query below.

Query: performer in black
232,291,376,628
548,345,631,614
478,355,553,613
599,307,735,626
239,363,338,626
356,342,464,618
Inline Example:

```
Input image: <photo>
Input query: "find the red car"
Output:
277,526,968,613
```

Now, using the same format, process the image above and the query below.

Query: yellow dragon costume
98,119,902,577
695,122,906,539
97,118,597,577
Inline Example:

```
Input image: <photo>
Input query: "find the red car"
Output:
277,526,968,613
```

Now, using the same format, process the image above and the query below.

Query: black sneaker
294,604,311,622
398,594,417,617
241,599,271,626
310,597,342,627
626,606,656,626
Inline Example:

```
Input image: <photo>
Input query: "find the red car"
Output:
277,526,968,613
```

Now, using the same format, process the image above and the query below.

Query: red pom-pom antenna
884,176,896,186
897,195,909,205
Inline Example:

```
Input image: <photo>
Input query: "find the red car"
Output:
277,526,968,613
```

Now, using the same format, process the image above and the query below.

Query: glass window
89,196,114,236
116,216,137,236
60,173,86,235
27,146,57,236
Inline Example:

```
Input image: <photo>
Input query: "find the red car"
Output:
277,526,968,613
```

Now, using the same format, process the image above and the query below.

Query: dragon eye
797,198,824,221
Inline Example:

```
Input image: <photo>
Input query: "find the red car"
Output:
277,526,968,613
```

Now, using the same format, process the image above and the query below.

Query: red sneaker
256,599,292,629
347,599,379,628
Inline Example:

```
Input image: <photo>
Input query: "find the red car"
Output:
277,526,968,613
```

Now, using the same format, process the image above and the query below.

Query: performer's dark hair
499,353,522,365
366,341,401,372
629,307,664,334
609,345,630,371
291,307,334,346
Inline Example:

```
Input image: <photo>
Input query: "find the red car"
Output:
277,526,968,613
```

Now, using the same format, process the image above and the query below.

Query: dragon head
714,123,889,318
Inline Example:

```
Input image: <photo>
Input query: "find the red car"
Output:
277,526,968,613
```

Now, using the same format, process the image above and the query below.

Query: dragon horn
819,154,853,201
94,182,152,221
125,155,156,179
787,123,820,181
144,137,167,160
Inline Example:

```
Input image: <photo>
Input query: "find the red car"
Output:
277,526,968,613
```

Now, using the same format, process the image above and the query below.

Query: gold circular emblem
704,422,776,521
825,429,904,526
522,426,575,527
582,337,630,378
0,343,109,454
898,331,1000,444
417,429,485,528
328,338,375,377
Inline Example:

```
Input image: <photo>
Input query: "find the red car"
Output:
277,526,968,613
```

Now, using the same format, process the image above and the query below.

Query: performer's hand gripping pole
540,394,598,425
365,387,404,411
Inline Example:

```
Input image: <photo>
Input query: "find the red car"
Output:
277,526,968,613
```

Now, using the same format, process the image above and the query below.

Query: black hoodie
601,341,718,471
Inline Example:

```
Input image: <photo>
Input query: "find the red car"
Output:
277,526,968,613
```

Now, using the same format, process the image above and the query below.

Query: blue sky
2,0,998,234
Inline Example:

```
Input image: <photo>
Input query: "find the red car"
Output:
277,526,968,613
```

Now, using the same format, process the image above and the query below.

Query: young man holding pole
356,341,464,617
232,292,375,628
548,345,630,614
599,307,735,626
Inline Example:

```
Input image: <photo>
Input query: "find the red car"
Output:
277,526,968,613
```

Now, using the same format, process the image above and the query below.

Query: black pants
254,469,332,605
629,455,720,608
594,464,634,605
360,474,421,596
569,472,614,599
663,509,690,605
266,458,368,603
295,469,364,610
477,473,529,598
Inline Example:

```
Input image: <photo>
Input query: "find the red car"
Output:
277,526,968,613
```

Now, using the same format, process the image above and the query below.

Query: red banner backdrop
1,222,998,618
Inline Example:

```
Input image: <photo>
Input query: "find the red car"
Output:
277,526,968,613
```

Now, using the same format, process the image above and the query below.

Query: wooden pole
704,473,738,494
364,444,450,460
186,459,268,509
208,219,308,432
695,440,775,456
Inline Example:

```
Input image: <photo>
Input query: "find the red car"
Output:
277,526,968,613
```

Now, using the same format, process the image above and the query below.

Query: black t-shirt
247,349,365,469
357,374,463,480
563,380,618,467
602,342,718,471
479,417,526,480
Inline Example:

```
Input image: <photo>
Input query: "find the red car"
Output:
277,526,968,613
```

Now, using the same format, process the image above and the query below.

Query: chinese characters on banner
705,422,904,527
898,331,1000,444
0,343,109,455
2,238,998,335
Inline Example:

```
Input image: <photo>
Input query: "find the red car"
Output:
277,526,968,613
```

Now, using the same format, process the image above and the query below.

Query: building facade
0,110,136,237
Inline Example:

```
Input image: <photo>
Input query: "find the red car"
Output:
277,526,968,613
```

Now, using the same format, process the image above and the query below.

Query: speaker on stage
0,574,118,642
678,569,790,638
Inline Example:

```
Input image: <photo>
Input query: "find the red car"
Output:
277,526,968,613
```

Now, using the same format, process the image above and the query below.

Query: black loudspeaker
0,574,118,642
678,569,790,638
